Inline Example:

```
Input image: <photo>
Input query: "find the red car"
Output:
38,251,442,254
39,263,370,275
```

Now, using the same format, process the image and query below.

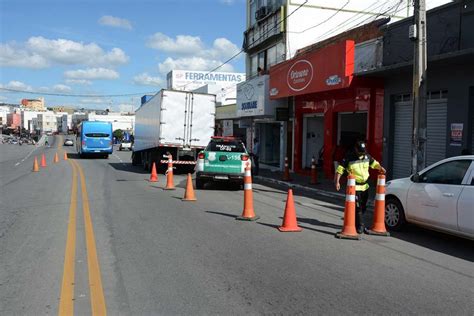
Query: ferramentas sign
168,70,246,91
269,40,354,99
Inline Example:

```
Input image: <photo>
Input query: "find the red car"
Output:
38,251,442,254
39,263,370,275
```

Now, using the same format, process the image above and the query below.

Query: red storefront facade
269,40,384,178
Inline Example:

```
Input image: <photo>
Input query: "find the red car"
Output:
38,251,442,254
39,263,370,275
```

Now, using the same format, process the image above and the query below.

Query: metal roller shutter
426,99,447,166
392,102,412,179
392,99,447,179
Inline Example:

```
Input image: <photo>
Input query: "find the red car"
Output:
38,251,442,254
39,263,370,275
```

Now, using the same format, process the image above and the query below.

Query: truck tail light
241,154,249,161
198,153,205,159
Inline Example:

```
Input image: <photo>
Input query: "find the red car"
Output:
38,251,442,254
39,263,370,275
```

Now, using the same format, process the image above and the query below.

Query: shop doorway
303,115,324,168
337,112,368,149
258,123,281,167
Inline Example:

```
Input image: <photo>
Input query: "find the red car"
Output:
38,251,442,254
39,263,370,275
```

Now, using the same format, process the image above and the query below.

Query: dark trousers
252,155,259,175
355,190,369,229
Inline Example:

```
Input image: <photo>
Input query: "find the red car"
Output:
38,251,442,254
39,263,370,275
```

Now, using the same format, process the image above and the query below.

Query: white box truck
132,89,216,173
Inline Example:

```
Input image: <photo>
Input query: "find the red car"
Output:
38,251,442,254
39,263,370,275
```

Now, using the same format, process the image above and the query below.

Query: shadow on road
205,211,238,219
297,217,342,230
386,225,474,262
109,163,149,174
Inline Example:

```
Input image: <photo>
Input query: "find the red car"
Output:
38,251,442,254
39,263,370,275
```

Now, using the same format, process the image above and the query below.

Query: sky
0,0,247,111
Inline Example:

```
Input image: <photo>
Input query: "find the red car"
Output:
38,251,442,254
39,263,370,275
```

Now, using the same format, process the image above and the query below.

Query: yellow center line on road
58,160,78,315
71,159,107,316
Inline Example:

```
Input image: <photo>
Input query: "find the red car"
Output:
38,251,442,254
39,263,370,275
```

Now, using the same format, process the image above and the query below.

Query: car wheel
385,196,406,231
196,177,204,189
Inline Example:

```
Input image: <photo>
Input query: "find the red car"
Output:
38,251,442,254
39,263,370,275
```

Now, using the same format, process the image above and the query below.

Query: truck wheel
196,178,204,189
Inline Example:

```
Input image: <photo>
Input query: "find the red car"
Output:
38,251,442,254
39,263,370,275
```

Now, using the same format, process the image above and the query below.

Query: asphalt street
0,135,473,315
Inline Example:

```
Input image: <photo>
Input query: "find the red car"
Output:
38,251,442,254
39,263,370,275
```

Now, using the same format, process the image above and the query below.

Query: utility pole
411,0,427,174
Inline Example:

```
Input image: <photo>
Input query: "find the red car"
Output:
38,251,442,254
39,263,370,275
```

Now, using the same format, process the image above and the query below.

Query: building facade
21,97,45,111
359,1,474,179
238,0,431,171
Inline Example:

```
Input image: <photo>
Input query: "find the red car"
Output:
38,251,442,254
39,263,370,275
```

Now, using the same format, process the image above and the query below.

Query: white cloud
147,33,240,74
147,33,204,55
132,73,164,87
0,43,49,69
98,15,133,30
65,79,92,85
1,80,33,91
0,37,129,69
147,33,240,61
53,84,72,93
158,56,235,74
80,98,111,104
220,0,234,5
64,67,119,80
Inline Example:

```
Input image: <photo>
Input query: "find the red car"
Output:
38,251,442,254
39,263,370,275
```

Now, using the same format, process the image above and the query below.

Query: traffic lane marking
58,160,78,315
71,159,107,315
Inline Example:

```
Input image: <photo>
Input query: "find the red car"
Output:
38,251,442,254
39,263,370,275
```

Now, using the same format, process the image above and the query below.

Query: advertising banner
450,123,463,146
269,40,355,99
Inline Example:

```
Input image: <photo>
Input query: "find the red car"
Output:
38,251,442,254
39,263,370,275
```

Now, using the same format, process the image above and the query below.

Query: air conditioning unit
255,6,268,21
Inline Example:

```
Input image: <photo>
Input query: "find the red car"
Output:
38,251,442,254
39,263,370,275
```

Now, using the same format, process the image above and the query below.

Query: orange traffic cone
182,173,197,201
367,174,390,236
282,156,291,181
164,154,176,190
335,174,360,240
53,152,59,163
63,152,68,160
236,163,259,221
149,162,158,182
278,189,302,232
33,157,39,172
310,157,318,185
40,153,47,168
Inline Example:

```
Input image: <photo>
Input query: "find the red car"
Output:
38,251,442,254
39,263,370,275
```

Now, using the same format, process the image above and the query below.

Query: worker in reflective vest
335,141,386,233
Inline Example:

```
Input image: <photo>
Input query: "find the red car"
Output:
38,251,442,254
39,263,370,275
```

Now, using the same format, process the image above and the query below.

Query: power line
289,0,352,34
176,0,309,90
0,87,158,98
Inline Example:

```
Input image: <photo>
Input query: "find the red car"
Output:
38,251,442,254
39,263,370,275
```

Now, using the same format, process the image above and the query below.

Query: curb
254,175,345,199
254,175,375,207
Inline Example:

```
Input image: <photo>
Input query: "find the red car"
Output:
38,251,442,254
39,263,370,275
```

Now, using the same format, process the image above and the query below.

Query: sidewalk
254,167,377,206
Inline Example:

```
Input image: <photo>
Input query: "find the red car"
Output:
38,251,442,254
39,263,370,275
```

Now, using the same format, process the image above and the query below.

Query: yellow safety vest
336,154,380,191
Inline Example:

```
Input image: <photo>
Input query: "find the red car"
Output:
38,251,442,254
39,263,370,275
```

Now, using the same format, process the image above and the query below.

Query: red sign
269,40,354,99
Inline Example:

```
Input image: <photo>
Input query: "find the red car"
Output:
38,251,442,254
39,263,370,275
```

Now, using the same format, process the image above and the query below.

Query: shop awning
269,40,355,99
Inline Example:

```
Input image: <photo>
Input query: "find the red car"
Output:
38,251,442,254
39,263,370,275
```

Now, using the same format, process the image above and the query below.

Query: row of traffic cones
148,156,301,231
147,155,196,201
282,156,318,185
335,174,389,240
32,152,68,172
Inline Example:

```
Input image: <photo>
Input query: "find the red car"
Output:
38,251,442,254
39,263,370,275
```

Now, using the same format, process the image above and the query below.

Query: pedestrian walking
252,138,260,176
335,141,386,233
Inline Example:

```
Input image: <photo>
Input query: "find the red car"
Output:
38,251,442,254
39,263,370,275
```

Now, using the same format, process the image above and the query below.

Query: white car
385,156,474,240
119,141,132,151
64,139,74,146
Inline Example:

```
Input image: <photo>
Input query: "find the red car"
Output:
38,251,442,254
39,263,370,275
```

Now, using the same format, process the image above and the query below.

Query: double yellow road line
58,159,107,315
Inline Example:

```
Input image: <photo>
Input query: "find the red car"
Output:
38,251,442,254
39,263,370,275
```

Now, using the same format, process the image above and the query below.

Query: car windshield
206,140,245,153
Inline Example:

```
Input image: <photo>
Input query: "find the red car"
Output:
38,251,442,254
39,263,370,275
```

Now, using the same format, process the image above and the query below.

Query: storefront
236,75,287,169
269,40,384,178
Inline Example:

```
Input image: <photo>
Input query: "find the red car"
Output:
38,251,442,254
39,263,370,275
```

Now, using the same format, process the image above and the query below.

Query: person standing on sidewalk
252,138,260,176
334,141,386,233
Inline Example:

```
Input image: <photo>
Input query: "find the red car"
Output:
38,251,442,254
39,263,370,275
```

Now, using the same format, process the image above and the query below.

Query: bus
76,121,113,158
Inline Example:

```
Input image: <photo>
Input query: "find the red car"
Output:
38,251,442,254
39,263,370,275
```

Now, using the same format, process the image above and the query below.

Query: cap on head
355,141,367,154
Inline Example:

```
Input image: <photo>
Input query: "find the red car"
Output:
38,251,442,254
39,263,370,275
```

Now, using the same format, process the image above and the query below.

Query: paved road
1,136,473,315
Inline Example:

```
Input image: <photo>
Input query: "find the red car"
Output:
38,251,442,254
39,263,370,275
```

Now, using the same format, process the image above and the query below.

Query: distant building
87,112,135,132
21,97,45,111
7,112,21,129
50,106,75,114
37,112,58,133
